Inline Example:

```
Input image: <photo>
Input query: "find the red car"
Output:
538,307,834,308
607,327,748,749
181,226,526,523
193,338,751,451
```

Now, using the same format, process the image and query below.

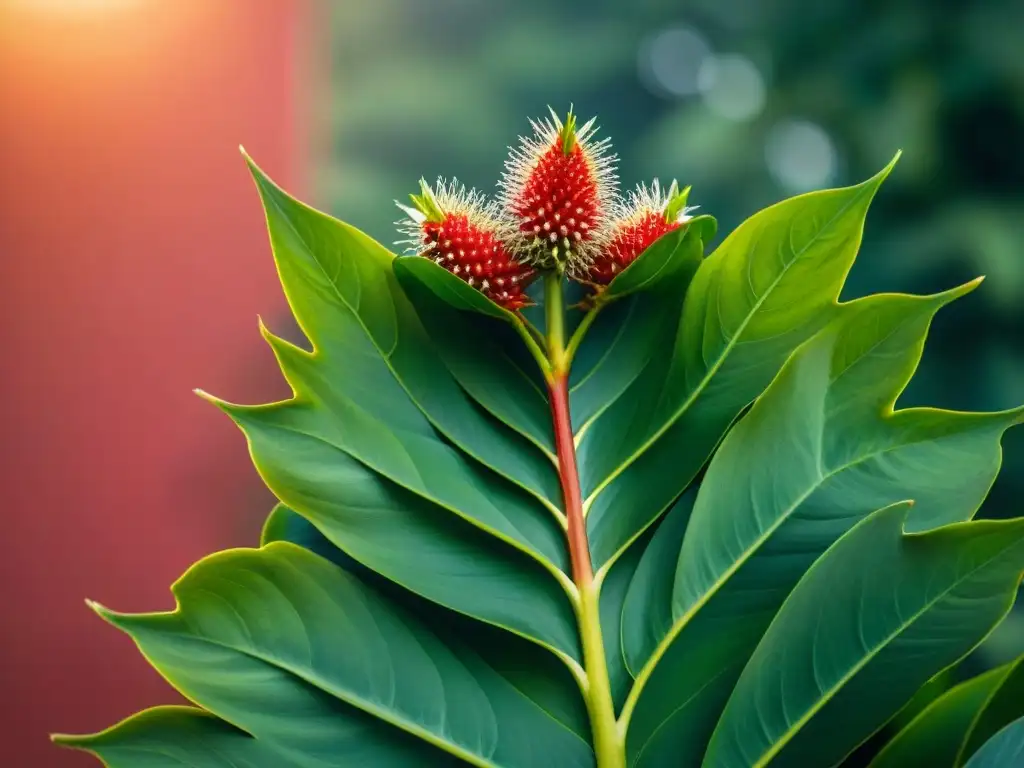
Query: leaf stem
545,273,570,376
544,271,625,767
549,372,591,585
579,580,626,768
512,313,553,379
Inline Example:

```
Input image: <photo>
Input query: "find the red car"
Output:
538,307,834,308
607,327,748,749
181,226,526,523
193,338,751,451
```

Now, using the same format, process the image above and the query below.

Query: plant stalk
544,272,625,767
548,372,590,585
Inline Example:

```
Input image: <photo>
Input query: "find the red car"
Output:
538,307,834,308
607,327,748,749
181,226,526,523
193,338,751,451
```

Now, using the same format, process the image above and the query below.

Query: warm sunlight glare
5,0,145,13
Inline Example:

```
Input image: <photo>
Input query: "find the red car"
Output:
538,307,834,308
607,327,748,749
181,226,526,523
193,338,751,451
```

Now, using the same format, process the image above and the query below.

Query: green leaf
87,544,595,768
702,503,1024,768
262,504,591,741
959,657,1024,763
868,659,1023,768
596,528,648,712
620,490,696,675
53,707,297,767
570,225,704,434
963,716,1024,768
886,667,956,733
231,421,579,657
581,157,900,571
624,284,1023,764
260,502,360,570
599,216,710,301
570,298,657,432
394,257,556,454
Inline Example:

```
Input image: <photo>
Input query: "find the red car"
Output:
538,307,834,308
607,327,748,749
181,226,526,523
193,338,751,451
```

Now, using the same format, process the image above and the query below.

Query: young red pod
397,179,535,310
586,179,694,285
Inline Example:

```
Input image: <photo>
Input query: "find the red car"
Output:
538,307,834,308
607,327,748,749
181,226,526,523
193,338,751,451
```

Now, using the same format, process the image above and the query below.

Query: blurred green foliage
317,0,1023,665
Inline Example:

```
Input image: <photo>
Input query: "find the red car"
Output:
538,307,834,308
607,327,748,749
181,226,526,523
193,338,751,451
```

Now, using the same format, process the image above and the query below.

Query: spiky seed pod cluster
585,180,695,285
396,108,697,309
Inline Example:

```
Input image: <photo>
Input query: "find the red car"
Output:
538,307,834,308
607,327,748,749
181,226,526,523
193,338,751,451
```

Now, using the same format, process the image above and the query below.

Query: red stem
548,373,593,586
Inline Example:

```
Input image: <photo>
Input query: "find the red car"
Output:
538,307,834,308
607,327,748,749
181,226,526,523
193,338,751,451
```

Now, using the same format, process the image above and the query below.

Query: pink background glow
0,1,309,764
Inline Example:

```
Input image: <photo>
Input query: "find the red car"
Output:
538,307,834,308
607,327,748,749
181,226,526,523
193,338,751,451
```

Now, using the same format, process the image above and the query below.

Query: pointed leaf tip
857,150,902,192
881,149,902,176
240,149,274,191
192,388,227,408
50,731,88,748
950,275,986,302
85,598,113,620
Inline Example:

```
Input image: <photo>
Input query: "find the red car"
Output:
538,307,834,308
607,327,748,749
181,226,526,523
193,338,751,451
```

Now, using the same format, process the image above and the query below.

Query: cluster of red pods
397,109,694,310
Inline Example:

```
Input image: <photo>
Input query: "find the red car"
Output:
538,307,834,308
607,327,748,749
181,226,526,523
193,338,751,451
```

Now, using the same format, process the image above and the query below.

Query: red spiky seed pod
397,179,535,310
499,107,618,277
586,180,695,285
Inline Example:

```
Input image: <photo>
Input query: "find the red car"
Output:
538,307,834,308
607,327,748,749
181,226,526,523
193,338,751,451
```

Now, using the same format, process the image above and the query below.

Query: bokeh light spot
638,25,712,98
765,119,838,191
697,53,766,121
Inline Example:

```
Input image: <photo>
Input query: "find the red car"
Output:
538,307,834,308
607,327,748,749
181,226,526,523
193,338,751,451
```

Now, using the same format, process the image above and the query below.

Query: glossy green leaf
232,421,578,657
868,659,1023,768
599,216,711,301
213,387,563,570
886,666,956,733
623,284,1023,765
87,544,595,768
262,504,590,740
620,490,695,674
963,716,1024,768
703,503,1024,768
260,502,360,571
54,707,301,767
596,529,648,711
582,158,900,570
392,249,515,321
569,297,657,432
960,656,1024,762
395,257,556,455
570,225,704,435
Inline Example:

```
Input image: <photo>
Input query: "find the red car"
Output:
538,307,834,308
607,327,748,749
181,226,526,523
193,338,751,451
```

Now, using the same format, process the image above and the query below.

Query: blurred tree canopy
317,0,1024,655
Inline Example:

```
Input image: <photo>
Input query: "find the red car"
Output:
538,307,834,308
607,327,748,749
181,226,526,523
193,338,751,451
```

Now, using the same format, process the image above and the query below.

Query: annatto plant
54,108,1024,768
